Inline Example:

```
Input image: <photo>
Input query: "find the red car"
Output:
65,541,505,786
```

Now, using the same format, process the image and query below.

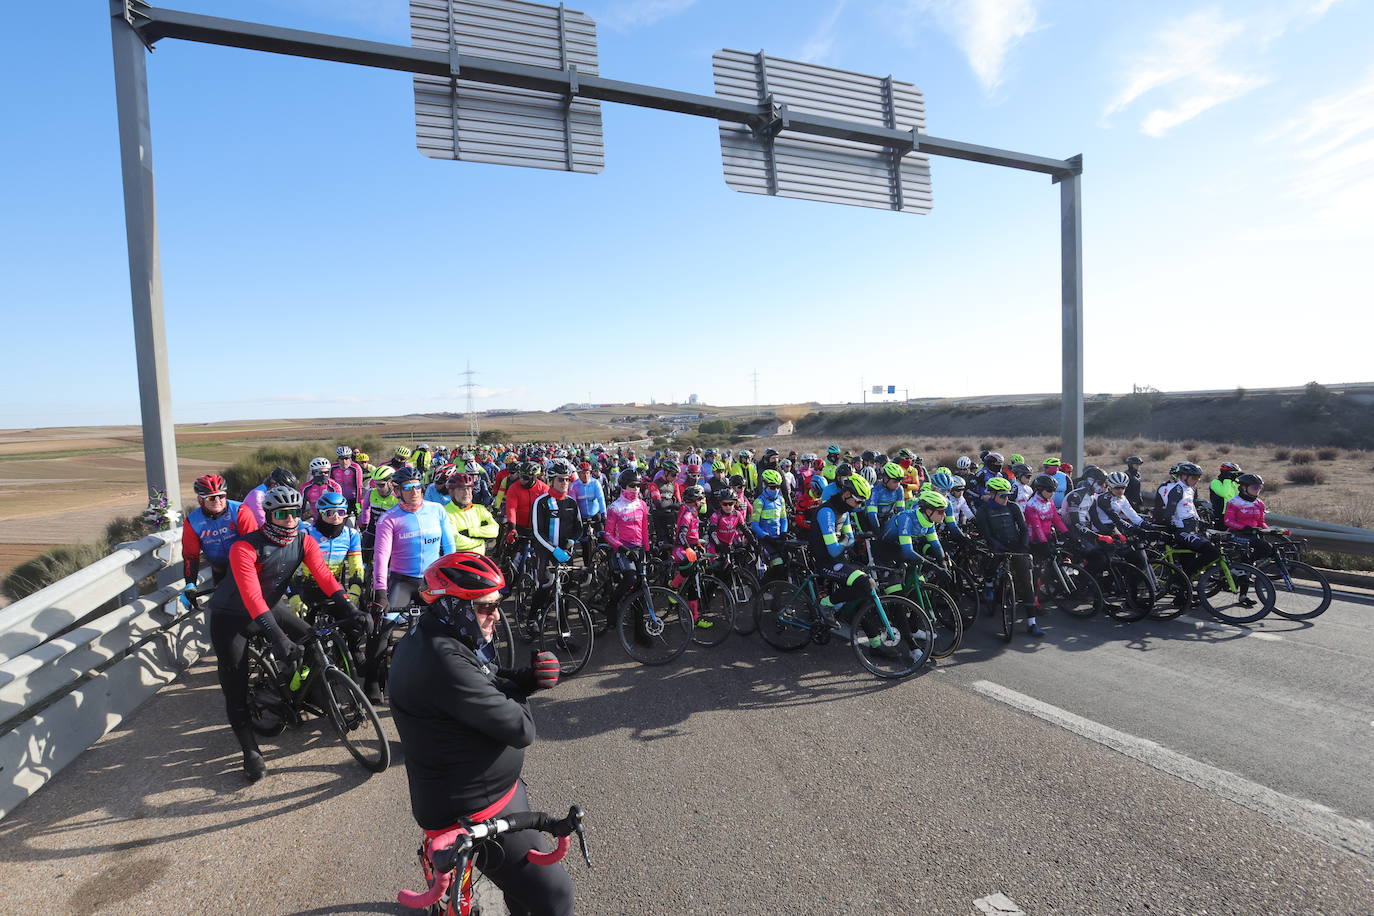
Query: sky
2,0,1371,428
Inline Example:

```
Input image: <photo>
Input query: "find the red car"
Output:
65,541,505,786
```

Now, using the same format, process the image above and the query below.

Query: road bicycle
1232,530,1332,621
862,543,962,660
397,805,591,916
1151,534,1276,625
1029,544,1104,620
612,549,694,665
506,559,595,677
709,541,763,636
670,550,737,646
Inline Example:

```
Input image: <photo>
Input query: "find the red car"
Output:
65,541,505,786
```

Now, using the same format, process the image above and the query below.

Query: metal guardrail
0,531,206,820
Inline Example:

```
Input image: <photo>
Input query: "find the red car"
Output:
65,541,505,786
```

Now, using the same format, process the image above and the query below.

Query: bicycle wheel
616,586,693,665
547,594,595,676
688,574,736,647
245,644,288,737
489,610,516,669
1259,558,1332,621
998,577,1016,642
323,667,390,773
1108,562,1156,622
945,564,981,626
1148,560,1193,621
851,594,931,679
1039,560,1102,618
756,581,817,651
913,585,962,660
725,568,762,636
1197,561,1275,624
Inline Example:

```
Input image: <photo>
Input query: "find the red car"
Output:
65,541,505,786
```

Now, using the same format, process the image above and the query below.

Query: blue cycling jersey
424,483,451,506
185,500,244,566
881,508,944,563
302,521,361,573
372,501,455,588
569,478,606,519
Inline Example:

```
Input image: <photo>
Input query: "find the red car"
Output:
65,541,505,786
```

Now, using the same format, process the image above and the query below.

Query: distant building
688,393,699,405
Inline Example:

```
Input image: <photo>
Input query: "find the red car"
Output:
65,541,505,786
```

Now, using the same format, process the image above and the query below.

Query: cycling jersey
1209,477,1239,522
423,482,450,506
329,461,365,504
1086,492,1144,536
604,492,649,551
806,497,855,562
750,489,789,538
974,499,1029,553
709,506,749,547
504,479,550,531
672,504,702,562
1061,484,1098,530
947,494,974,528
243,483,268,525
1050,470,1070,508
181,500,255,581
444,501,499,553
1163,483,1201,532
361,487,398,531
569,477,606,519
880,506,944,563
372,501,455,590
1014,481,1033,508
301,475,343,517
863,484,907,532
210,529,343,621
300,519,363,584
1023,494,1066,544
1224,494,1267,531
530,493,582,560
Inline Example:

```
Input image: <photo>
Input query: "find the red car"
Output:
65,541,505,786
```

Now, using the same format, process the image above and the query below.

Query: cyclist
946,475,974,534
387,445,414,470
876,489,949,569
300,491,364,593
207,486,365,781
804,475,873,626
669,485,708,612
863,462,909,533
1223,473,1273,557
301,457,343,521
330,446,366,517
528,460,582,617
412,443,432,475
503,462,550,545
570,461,607,524
181,474,256,605
858,450,879,485
387,553,571,916
895,448,926,498
1209,461,1244,526
969,452,1004,502
954,456,974,481
750,470,789,576
729,449,759,495
244,466,298,525
1043,457,1069,508
1123,455,1144,510
1010,463,1034,507
1076,470,1146,582
707,486,750,557
355,452,373,475
444,473,499,554
603,469,652,632
1061,466,1107,530
1159,461,1221,579
705,461,731,506
1024,474,1067,568
974,477,1041,637
776,458,798,506
820,444,843,482
423,462,455,506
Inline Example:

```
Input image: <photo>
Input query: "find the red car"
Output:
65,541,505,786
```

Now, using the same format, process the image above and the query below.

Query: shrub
698,419,733,436
1216,444,1231,455
1085,442,1105,456
1273,448,1291,461
476,429,508,445
1043,440,1060,453
1148,445,1171,461
1181,441,1197,450
1286,467,1325,485
1316,448,1339,461
1186,454,1201,464
935,456,961,473
925,444,940,453
2,545,108,602
1290,451,1314,465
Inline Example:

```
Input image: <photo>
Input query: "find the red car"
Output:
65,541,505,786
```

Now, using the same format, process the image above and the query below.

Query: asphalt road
0,592,1371,915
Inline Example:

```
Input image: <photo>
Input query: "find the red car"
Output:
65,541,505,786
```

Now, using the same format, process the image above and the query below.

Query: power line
460,361,479,442
751,369,759,407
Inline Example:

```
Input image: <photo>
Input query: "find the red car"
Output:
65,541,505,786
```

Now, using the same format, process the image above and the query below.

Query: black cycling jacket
974,500,1029,553
389,613,536,829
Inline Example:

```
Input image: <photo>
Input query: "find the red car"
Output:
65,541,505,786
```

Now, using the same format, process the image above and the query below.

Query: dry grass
1286,467,1325,486
1317,448,1339,461
1290,451,1314,465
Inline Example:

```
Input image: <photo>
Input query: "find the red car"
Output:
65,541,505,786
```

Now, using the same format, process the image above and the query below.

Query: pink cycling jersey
604,493,649,551
709,507,749,547
1223,496,1267,530
672,504,701,561
1023,494,1067,544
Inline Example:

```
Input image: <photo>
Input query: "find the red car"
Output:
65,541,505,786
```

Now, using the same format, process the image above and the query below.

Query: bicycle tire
323,667,390,773
489,610,515,669
946,564,981,626
851,594,932,679
687,574,736,647
1197,561,1275,624
1259,558,1331,621
755,581,816,651
998,575,1016,642
1147,560,1193,620
246,644,288,737
913,585,962,659
1039,559,1102,618
548,594,595,676
725,568,763,635
616,586,693,665
1107,561,1156,622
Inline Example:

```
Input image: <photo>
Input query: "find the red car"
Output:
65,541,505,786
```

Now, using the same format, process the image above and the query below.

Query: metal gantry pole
1058,157,1085,471
110,5,181,506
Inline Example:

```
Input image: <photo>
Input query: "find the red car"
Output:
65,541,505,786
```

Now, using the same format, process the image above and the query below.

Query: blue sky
3,0,1371,427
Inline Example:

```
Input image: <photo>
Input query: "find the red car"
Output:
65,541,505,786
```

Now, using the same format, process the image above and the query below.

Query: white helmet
335,445,352,458
309,457,331,474
955,456,973,471
1106,471,1131,488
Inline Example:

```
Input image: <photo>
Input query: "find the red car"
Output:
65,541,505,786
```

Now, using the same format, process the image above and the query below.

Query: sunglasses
551,475,571,482
271,508,300,521
473,598,502,611
320,509,346,518
401,482,423,491
202,492,227,499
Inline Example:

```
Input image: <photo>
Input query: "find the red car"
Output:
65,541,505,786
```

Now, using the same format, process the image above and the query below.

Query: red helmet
421,552,505,602
193,474,226,497
1219,461,1242,474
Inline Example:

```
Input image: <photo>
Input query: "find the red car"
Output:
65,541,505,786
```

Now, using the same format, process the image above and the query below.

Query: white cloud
797,0,849,63
599,0,699,31
892,0,1039,92
1105,2,1341,137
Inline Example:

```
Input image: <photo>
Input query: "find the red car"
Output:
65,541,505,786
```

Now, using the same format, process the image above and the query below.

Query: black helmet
1011,463,1031,477
265,466,298,490
393,466,423,487
1237,473,1264,489
984,452,1004,468
860,450,879,463
683,484,706,502
836,462,853,479
519,461,540,480
1125,455,1143,466
1175,462,1203,478
728,474,745,488
1032,474,1057,492
763,448,778,459
1080,465,1106,484
660,459,680,476
618,469,641,490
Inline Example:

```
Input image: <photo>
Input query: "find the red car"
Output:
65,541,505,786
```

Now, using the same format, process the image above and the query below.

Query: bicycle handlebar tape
532,651,560,690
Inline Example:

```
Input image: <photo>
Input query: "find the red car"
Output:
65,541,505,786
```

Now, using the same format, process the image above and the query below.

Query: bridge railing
0,531,206,820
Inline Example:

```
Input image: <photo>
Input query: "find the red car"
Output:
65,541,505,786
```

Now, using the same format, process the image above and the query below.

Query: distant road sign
411,0,604,172
712,50,932,213
887,385,896,394
872,385,884,395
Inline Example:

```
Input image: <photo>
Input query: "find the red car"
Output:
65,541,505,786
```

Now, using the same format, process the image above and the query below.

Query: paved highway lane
0,592,1371,915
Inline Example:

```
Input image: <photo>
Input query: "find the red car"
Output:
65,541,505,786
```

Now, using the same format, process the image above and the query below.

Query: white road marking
971,679,1374,864
972,891,1026,915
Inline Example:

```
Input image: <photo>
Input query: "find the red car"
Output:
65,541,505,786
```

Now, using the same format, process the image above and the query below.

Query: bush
1085,442,1105,456
1181,441,1197,450
477,429,508,445
1273,448,1291,461
698,419,734,436
1286,467,1325,485
1216,444,1231,455
1316,448,1339,461
1148,445,1171,461
1290,451,1314,465
887,441,916,457
1043,441,1060,453
2,545,108,602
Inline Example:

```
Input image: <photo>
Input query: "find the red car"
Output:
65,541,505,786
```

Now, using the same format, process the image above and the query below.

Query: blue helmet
931,471,955,492
316,491,347,514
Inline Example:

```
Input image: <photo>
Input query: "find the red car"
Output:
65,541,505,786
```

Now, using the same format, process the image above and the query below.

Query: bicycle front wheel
998,578,1016,642
617,586,693,665
689,574,736,647
1260,559,1331,620
1108,562,1156,622
323,667,390,773
1198,561,1275,624
1148,560,1193,621
246,644,288,737
548,595,595,677
489,610,516,669
851,595,932,679
756,581,816,651
914,585,962,660
725,568,762,635
1040,560,1102,618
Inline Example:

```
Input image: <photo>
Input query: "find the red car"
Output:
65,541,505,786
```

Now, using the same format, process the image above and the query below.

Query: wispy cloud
887,0,1040,92
796,0,849,64
599,0,699,31
1105,1,1343,137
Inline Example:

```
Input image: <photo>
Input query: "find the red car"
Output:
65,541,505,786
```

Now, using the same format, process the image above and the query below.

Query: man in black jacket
975,477,1042,638
389,552,572,916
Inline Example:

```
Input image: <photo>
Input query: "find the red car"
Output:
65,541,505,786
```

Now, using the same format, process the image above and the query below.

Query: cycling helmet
394,467,423,487
763,448,778,460
839,475,872,501
836,462,854,480
896,447,914,460
193,474,226,497
1105,471,1131,488
370,465,395,483
778,459,792,471
519,461,540,480
808,476,826,498
1008,454,1024,465
1061,463,1074,476
738,449,753,460
862,450,880,463
1011,463,1031,477
309,457,331,475
915,490,949,512
394,446,412,460
336,445,353,459
956,456,973,471
1219,461,1243,476
1168,463,1181,478
421,552,505,602
431,463,455,487
711,460,727,473
265,466,298,490
262,485,303,515
661,459,680,476
984,452,1004,469
1080,465,1107,484
931,470,955,491
683,484,706,502
1125,456,1143,467
950,475,967,491
715,487,737,504
447,472,476,489
578,461,592,471
827,445,841,456
355,452,369,464
1032,474,1057,492
761,469,783,486
703,448,717,459
728,474,745,488
316,491,348,514
985,477,1013,495
418,443,431,451
548,458,575,477
618,469,641,490
1237,473,1264,489
1175,462,1203,478
1042,457,1061,468
881,462,905,481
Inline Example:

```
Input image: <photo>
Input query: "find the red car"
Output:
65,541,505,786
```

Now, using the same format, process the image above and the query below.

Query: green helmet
897,447,914,460
712,460,727,472
986,477,1013,494
370,465,395,483
761,469,783,486
881,462,905,481
1042,457,1061,468
915,490,949,511
1009,454,1024,465
394,446,413,460
840,474,872,501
